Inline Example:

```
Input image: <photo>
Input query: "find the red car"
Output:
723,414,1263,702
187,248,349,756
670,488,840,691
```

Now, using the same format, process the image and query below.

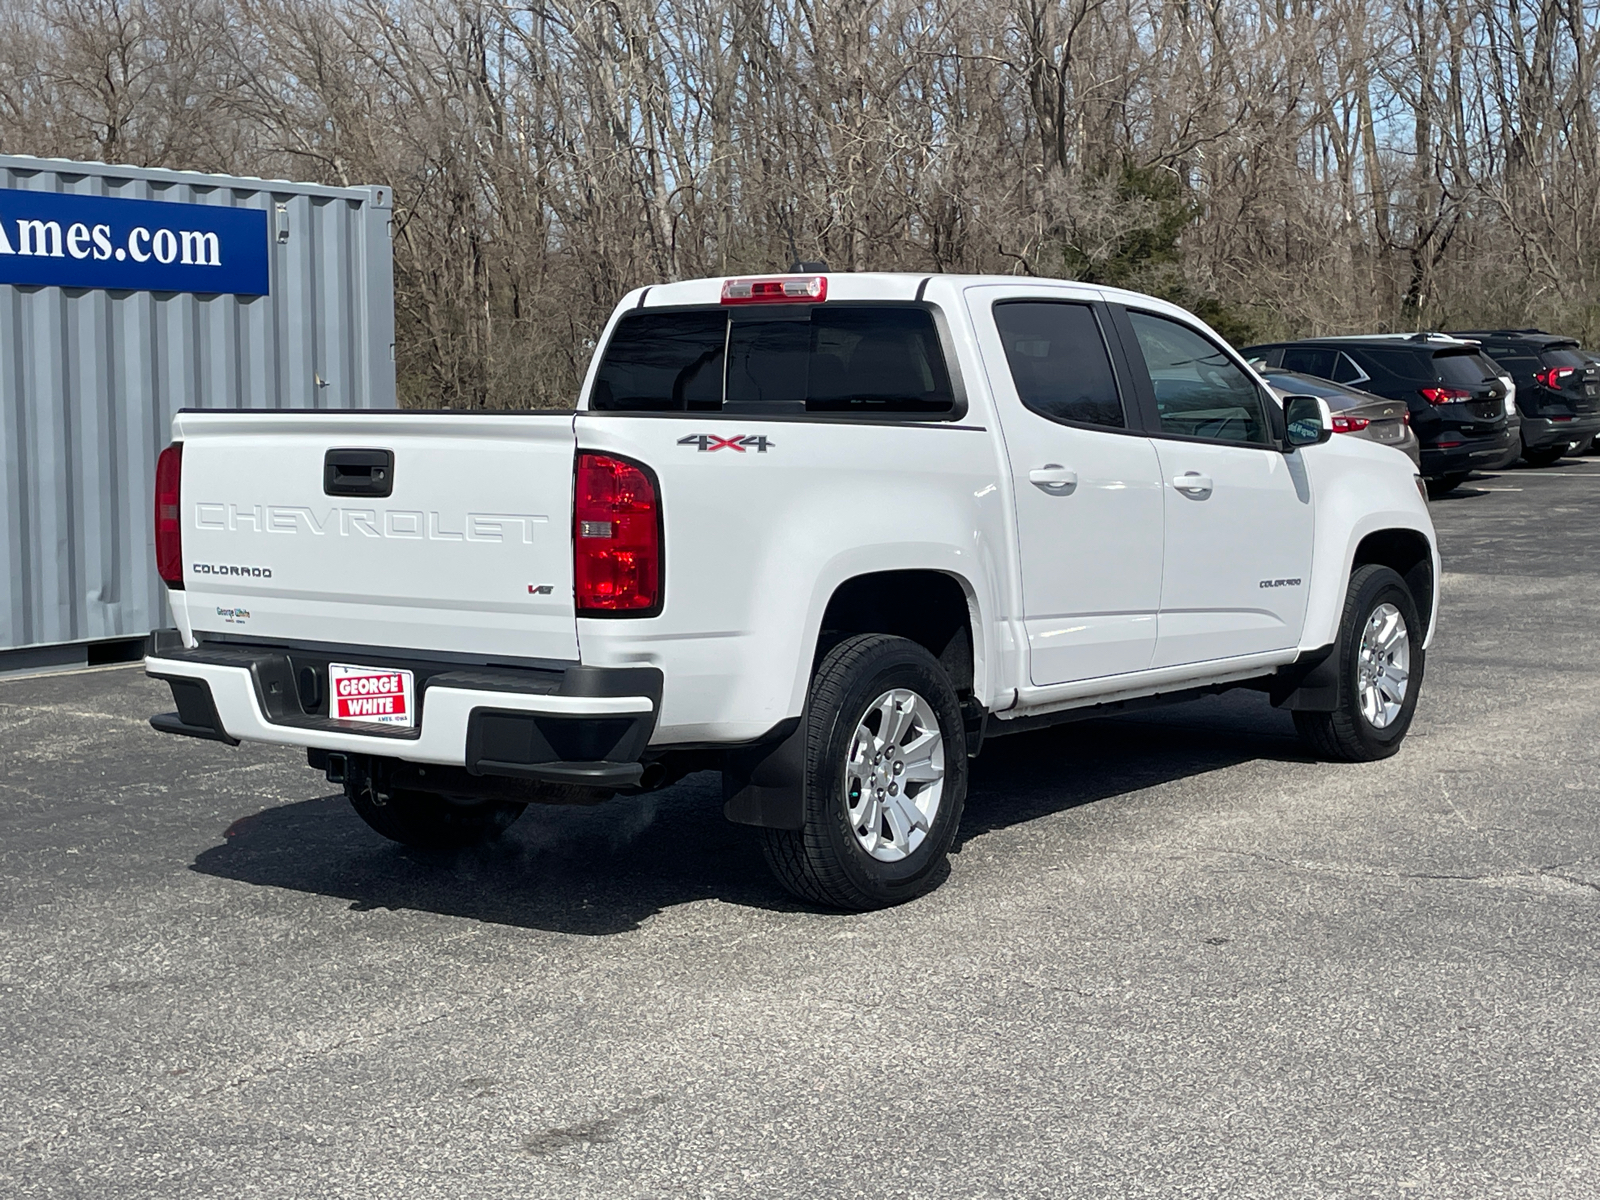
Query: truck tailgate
173,411,579,662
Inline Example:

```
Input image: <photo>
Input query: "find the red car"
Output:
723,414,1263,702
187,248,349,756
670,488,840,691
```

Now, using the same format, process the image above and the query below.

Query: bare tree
2,0,1598,406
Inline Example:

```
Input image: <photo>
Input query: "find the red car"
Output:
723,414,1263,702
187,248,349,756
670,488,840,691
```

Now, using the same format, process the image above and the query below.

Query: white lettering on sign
0,217,224,265
327,663,415,728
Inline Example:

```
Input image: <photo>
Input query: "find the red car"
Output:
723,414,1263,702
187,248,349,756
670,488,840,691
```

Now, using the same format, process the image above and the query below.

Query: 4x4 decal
677,434,774,453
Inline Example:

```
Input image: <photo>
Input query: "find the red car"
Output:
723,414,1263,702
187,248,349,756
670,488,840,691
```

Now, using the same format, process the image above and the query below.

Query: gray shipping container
0,154,395,667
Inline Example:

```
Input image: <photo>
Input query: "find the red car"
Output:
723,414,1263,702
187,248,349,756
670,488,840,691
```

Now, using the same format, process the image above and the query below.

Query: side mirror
1284,395,1334,448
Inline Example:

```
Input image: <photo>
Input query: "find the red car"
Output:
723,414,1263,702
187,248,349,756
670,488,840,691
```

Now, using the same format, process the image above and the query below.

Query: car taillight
574,452,662,615
1401,410,1411,426
1331,415,1370,433
721,275,827,304
1535,366,1575,389
154,443,184,588
1418,387,1471,405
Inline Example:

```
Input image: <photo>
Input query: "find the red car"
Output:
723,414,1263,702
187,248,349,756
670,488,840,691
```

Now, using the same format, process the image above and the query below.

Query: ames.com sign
0,187,269,295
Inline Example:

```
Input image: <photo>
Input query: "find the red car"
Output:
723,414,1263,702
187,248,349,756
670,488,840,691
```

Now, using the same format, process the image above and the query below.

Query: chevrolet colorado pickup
147,273,1439,910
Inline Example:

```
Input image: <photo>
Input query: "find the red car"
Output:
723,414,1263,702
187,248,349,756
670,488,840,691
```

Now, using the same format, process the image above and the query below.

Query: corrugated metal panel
0,154,395,654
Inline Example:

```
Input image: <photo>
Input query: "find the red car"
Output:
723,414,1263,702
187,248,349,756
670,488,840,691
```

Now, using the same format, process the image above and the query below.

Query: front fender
1299,439,1439,652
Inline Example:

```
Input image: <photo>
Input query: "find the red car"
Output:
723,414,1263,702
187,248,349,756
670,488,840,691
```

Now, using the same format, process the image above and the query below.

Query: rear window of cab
589,305,957,417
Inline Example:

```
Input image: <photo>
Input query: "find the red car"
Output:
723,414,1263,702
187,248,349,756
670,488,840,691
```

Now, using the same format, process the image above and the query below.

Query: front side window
591,306,955,416
992,301,1124,428
1127,311,1271,445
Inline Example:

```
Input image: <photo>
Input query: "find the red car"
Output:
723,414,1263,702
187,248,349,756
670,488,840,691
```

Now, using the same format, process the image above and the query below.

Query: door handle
1171,471,1213,497
1029,465,1078,493
325,448,395,498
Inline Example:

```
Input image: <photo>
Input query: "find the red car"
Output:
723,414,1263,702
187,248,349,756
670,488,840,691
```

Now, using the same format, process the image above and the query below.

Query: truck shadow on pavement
191,693,1306,936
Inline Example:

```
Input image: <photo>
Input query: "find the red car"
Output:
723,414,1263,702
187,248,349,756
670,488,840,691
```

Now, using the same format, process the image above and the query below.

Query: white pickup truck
147,272,1438,909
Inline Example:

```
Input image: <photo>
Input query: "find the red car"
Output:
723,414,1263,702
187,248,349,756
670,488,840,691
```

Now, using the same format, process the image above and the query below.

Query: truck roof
626,272,1193,319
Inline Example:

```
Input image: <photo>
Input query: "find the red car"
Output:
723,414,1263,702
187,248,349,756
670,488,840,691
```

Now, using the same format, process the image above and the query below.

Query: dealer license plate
328,662,415,728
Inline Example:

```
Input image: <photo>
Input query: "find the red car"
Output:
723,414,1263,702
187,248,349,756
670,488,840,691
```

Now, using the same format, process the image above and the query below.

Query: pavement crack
1212,849,1600,896
185,1004,468,1102
1537,871,1600,896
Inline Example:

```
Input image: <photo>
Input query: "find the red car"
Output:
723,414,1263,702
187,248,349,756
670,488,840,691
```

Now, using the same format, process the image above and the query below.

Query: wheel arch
816,569,980,701
1351,527,1435,641
724,568,984,835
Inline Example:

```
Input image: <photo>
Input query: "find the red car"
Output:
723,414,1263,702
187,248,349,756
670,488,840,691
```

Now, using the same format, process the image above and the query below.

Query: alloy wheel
1356,602,1410,729
843,688,946,862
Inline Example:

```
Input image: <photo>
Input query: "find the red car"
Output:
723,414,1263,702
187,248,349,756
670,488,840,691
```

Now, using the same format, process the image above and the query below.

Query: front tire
760,634,968,911
1294,564,1425,762
349,784,525,850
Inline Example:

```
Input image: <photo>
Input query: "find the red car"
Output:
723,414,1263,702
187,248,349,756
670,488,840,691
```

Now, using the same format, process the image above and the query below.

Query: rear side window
590,306,956,417
1280,346,1337,378
992,301,1124,428
1360,348,1431,380
1331,352,1367,385
1127,311,1271,445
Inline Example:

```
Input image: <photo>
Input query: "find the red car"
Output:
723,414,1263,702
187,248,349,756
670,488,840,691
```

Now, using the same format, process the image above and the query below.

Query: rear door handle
1171,471,1213,497
1029,465,1078,493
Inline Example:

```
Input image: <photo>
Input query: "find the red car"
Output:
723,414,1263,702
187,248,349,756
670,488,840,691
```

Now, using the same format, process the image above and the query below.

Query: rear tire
760,634,967,911
1522,445,1566,467
1425,472,1469,498
349,784,525,850
1294,564,1424,762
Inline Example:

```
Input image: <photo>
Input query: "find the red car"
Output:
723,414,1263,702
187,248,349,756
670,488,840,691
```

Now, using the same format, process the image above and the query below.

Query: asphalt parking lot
4,459,1600,1200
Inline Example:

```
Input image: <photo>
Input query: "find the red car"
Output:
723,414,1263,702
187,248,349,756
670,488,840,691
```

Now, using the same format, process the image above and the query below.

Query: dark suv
1445,329,1600,465
1242,334,1517,495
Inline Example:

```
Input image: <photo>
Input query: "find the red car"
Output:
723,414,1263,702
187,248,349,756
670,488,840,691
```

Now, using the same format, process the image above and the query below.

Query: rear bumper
1419,426,1518,477
1521,415,1600,450
146,639,661,788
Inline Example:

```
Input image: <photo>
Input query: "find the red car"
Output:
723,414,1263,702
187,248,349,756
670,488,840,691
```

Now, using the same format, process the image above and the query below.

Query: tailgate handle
324,448,394,498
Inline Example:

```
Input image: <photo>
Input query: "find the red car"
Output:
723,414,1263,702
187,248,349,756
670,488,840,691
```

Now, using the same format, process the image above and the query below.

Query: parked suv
1446,329,1600,465
1243,334,1518,496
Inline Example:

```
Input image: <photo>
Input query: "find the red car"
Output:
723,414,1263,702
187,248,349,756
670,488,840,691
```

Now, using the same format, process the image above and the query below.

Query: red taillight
1330,415,1370,433
721,275,827,304
1419,386,1471,405
154,443,184,588
1535,366,1575,389
1401,410,1411,426
574,452,662,615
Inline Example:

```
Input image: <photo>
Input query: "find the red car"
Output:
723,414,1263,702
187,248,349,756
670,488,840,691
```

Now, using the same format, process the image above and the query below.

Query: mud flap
721,717,806,830
1271,643,1339,712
